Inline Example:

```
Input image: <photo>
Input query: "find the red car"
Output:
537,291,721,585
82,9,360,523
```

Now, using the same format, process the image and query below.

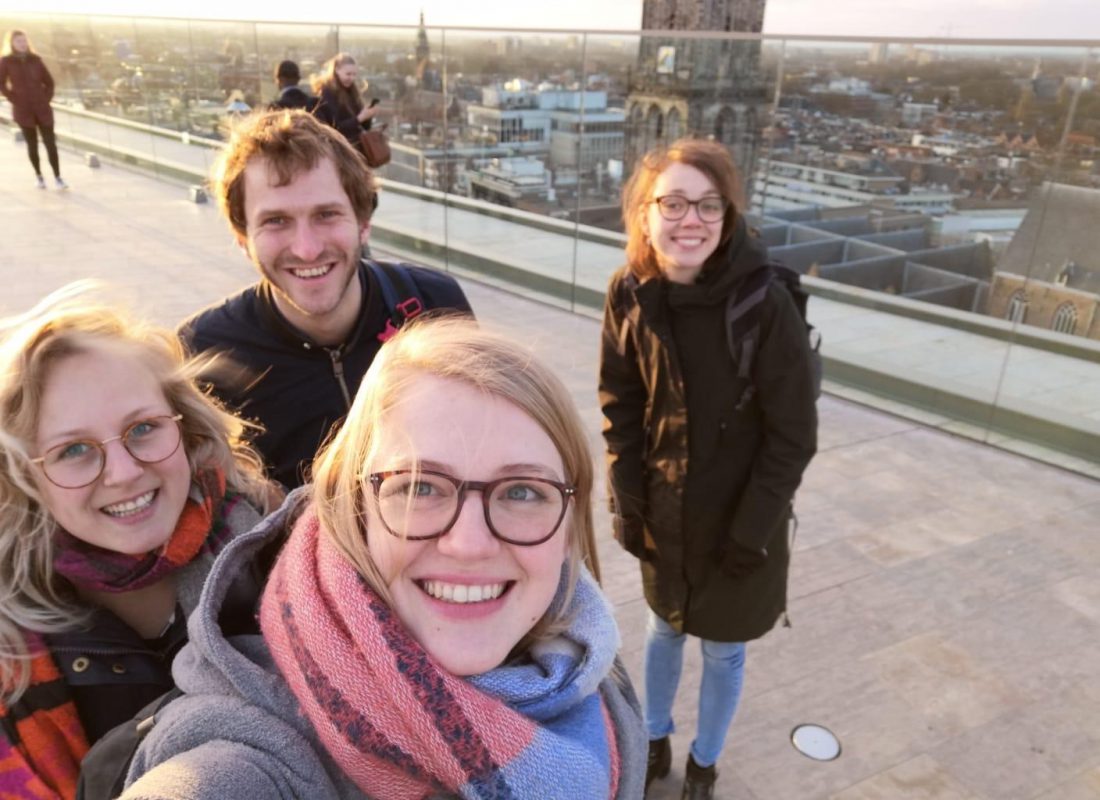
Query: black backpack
727,263,822,411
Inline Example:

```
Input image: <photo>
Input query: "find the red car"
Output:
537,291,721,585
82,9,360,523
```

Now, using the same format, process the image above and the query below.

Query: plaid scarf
260,506,623,800
0,469,237,799
52,469,228,593
0,632,87,800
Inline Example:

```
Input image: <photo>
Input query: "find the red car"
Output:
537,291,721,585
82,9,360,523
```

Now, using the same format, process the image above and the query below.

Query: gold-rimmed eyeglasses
32,414,184,489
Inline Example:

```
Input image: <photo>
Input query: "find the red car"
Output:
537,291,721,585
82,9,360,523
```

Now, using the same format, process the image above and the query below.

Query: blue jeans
644,610,747,768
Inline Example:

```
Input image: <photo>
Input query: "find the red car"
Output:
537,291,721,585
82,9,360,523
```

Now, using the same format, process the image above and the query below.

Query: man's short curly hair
210,110,376,243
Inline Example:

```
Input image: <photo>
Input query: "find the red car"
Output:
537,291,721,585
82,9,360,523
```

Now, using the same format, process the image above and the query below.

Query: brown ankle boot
646,736,671,791
680,753,717,800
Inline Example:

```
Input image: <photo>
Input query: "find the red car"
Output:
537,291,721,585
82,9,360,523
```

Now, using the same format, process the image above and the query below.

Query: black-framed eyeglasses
31,414,184,489
650,195,728,223
368,469,576,546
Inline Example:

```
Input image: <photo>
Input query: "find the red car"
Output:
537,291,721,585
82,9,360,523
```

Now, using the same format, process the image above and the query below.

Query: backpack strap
726,265,774,410
368,260,426,343
726,262,823,406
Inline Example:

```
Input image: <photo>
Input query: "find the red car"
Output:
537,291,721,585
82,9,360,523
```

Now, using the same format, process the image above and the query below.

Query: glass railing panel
762,38,1045,448
182,19,262,139
326,24,451,279
987,45,1100,471
428,27,590,311
556,31,633,314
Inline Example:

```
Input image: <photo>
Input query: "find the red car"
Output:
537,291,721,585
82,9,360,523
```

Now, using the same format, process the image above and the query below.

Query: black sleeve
0,58,13,104
598,280,649,546
40,57,54,103
312,89,368,141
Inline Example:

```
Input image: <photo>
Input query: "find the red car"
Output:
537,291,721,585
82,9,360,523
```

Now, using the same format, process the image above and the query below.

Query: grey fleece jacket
122,489,646,800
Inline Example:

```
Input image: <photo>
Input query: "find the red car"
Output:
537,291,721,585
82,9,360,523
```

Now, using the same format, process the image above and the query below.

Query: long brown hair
622,137,744,281
312,52,363,115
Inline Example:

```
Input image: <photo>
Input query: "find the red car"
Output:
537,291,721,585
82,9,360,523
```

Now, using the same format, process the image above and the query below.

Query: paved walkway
3,135,1100,800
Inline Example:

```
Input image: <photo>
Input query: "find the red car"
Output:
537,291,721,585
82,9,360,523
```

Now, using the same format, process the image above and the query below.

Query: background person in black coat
0,29,66,189
599,139,818,799
268,59,314,111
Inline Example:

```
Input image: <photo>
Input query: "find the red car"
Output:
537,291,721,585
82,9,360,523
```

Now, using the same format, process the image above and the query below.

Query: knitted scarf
0,469,240,799
0,632,87,800
52,469,228,593
260,506,623,800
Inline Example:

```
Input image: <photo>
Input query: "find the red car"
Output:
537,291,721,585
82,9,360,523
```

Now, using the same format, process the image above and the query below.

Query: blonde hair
311,317,600,653
0,282,272,700
622,137,744,281
311,52,363,115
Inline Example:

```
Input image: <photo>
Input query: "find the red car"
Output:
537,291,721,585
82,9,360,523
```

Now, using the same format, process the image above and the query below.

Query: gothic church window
1051,302,1078,335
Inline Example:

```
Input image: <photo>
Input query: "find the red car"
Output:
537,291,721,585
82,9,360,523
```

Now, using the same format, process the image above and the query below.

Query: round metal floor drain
791,724,841,761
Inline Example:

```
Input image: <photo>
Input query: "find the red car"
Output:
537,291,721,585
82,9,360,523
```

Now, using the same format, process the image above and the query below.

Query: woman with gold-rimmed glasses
0,283,276,798
121,317,646,800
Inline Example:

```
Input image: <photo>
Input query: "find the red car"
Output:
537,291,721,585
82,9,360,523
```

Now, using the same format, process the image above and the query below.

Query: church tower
625,0,770,187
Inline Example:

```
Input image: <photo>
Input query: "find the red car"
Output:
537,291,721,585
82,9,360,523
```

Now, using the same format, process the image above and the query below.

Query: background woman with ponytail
0,284,275,799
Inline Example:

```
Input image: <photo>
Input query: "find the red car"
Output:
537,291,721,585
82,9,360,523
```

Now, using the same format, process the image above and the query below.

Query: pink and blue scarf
260,506,624,799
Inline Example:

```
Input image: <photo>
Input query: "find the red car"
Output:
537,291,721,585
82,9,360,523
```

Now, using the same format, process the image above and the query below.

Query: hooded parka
599,217,817,642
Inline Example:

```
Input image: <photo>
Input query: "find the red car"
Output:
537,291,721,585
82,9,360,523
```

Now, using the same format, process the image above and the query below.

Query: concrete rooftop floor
2,139,1100,800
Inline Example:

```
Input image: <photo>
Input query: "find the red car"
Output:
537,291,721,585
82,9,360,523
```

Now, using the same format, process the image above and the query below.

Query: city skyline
12,0,1100,39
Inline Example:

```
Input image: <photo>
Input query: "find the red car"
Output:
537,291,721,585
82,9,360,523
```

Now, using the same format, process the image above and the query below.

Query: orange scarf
0,633,88,799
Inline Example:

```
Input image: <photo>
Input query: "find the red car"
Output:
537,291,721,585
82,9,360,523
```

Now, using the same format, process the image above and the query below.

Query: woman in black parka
0,29,66,189
599,138,817,799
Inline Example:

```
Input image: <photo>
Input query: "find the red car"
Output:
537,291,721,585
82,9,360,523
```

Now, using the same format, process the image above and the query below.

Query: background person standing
310,52,379,158
268,59,314,111
599,138,817,799
0,29,67,190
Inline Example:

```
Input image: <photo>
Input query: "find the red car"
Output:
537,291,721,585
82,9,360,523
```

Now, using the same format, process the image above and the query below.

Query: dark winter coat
0,52,55,128
269,84,315,112
25,495,263,748
311,85,370,152
179,260,473,490
599,218,818,642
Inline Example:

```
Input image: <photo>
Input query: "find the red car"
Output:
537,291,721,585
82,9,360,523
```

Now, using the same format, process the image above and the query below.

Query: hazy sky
18,0,1100,39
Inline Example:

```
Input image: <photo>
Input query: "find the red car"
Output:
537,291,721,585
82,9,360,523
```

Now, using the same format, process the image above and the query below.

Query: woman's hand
720,541,767,579
357,105,379,123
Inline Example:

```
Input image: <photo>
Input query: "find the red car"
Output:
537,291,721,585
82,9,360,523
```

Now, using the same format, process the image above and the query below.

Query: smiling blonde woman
0,283,274,798
122,317,646,800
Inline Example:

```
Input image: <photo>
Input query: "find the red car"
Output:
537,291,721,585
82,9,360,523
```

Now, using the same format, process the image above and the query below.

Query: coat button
72,656,90,673
111,663,127,675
